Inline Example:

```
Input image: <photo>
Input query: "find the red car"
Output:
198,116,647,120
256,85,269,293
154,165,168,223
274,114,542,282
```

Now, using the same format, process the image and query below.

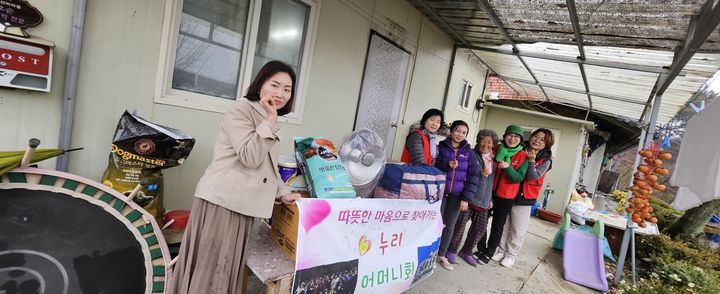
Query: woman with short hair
401,109,444,165
494,128,555,268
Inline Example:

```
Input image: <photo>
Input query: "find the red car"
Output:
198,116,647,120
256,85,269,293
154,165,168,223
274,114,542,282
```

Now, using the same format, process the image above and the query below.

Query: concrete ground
247,217,601,294
406,218,599,294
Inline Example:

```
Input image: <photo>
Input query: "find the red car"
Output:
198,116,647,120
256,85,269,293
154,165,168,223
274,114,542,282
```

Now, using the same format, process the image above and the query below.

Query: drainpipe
56,0,88,171
440,44,458,113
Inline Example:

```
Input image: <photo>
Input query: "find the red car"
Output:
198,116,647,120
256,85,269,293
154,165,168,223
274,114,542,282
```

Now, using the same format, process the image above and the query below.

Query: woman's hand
260,95,278,124
280,193,301,205
460,200,468,211
498,161,510,169
449,160,459,169
526,149,537,161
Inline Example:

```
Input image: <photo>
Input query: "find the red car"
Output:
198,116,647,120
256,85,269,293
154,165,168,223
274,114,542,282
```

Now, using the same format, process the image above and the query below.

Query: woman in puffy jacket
494,128,554,268
401,109,443,165
446,129,499,267
434,120,480,271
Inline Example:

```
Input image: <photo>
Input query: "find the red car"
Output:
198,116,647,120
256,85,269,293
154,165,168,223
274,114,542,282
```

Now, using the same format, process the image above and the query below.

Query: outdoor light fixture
487,91,500,100
475,98,485,110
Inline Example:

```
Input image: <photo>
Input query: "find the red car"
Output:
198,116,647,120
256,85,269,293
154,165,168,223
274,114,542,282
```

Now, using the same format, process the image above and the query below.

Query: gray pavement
406,217,599,294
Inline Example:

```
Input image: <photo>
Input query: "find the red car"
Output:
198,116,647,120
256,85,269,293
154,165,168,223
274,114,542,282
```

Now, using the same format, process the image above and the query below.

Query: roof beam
464,45,681,75
640,0,720,121
566,0,592,120
464,49,526,94
412,0,472,45
498,75,646,105
655,0,720,96
475,0,551,102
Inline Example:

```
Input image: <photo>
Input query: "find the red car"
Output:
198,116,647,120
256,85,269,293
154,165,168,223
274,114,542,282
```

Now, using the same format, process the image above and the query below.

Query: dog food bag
102,110,195,218
294,137,355,198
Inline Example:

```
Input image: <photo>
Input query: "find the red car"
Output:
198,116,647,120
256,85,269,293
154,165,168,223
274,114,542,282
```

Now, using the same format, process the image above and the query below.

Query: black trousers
478,195,514,257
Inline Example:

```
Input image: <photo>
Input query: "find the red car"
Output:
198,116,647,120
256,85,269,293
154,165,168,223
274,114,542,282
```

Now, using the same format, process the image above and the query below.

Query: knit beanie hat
504,125,524,140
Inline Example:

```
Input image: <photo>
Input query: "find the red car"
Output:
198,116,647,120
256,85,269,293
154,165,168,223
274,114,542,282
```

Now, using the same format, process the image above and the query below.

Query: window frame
155,0,320,124
456,77,473,113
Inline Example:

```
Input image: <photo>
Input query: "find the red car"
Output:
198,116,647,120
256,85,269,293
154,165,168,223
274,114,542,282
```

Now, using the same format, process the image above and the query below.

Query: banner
292,198,443,294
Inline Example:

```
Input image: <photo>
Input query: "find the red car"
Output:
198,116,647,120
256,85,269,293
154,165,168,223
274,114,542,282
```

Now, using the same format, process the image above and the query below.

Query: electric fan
338,128,386,198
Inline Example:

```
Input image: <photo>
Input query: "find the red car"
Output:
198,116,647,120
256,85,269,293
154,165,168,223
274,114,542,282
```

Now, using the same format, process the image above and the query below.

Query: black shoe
473,251,484,260
477,253,491,265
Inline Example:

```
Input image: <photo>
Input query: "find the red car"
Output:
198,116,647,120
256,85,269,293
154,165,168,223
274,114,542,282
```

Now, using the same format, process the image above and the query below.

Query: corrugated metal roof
408,0,720,124
470,43,720,123
412,0,720,52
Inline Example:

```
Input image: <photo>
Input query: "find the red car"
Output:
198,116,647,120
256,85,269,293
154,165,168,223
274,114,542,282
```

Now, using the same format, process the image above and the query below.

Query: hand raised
527,149,538,160
260,95,278,118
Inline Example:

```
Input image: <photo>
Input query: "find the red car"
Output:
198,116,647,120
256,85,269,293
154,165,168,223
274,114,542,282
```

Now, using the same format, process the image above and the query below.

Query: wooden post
242,264,250,293
20,138,41,168
265,275,293,294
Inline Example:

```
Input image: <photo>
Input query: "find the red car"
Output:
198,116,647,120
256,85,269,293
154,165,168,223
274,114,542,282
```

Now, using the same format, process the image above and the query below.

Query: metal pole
613,94,662,285
631,227,637,285
441,44,458,113
56,0,88,171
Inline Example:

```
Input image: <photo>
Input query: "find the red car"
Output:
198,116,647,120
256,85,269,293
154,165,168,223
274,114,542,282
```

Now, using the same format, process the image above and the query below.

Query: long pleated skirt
167,198,255,294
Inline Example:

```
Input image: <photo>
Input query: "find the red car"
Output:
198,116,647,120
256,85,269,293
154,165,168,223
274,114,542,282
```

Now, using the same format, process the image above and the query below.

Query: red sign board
0,35,52,91
0,37,48,74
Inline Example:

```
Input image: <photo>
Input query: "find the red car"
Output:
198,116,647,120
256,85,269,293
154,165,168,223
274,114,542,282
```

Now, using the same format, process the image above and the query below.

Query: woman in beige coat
168,61,301,294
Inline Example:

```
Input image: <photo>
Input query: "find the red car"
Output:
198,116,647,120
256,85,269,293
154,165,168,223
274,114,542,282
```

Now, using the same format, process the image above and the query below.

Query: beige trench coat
195,98,290,218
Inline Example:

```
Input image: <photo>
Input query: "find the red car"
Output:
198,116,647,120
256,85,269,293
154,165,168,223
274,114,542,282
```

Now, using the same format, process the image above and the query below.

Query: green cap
504,125,524,140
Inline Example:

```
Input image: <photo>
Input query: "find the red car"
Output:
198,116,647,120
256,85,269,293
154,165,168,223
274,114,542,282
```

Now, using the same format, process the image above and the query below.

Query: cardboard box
269,191,307,260
270,202,299,260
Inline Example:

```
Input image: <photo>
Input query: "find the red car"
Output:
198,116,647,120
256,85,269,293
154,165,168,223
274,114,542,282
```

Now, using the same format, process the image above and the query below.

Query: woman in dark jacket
434,120,480,271
447,129,499,267
401,109,443,165
494,128,554,268
474,124,528,264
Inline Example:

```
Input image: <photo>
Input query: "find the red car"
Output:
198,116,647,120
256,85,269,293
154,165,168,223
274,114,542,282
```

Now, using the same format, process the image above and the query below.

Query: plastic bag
294,137,355,198
567,201,590,225
101,110,195,218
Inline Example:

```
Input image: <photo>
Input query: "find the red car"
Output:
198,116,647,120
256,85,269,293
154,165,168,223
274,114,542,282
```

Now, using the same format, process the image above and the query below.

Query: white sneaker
437,256,454,271
500,256,516,268
491,251,505,262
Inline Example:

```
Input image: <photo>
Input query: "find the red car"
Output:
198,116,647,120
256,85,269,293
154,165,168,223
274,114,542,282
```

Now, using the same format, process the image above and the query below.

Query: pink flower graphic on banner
358,235,371,255
300,199,331,233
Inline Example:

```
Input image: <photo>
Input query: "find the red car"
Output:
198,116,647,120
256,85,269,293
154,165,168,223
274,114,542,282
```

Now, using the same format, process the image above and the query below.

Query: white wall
479,104,589,214
0,1,73,169
443,49,488,145
68,0,165,181
50,0,455,211
582,142,606,195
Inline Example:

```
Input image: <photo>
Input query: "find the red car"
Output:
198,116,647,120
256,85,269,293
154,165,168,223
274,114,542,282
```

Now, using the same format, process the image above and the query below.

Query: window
458,78,473,111
157,0,318,123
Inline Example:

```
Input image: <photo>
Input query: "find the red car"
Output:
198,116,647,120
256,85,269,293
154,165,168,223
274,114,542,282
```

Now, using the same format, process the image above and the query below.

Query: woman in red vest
401,109,444,165
494,128,554,268
474,125,527,264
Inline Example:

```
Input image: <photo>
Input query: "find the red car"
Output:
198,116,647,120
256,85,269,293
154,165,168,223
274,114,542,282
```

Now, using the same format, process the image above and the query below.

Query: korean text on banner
292,198,443,293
